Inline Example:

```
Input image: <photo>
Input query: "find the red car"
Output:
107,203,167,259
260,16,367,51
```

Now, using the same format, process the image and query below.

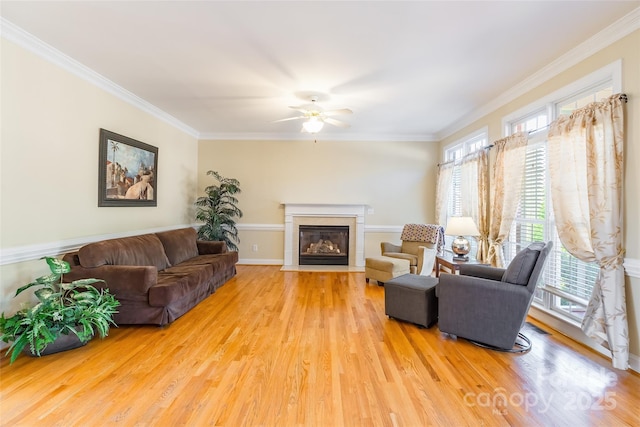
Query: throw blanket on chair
401,224,445,254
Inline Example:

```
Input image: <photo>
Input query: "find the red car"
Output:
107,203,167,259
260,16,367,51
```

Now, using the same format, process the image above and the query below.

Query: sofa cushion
155,228,199,266
502,242,544,285
78,233,171,271
149,264,213,306
179,252,239,271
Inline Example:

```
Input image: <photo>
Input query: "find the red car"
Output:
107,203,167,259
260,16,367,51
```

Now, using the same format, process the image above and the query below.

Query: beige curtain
548,94,627,370
435,162,454,229
487,133,528,267
460,150,490,263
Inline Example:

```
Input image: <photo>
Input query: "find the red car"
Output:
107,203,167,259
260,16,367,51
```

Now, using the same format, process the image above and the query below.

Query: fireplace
282,203,367,269
299,225,349,265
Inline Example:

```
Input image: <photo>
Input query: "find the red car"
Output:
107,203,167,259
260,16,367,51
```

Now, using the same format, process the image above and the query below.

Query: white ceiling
1,1,638,141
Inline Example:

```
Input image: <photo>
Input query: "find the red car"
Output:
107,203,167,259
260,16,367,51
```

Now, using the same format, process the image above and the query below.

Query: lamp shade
444,216,480,236
302,117,324,133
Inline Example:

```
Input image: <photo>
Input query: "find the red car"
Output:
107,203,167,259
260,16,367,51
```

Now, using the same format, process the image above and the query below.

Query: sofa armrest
197,240,228,255
458,264,506,281
381,242,401,254
63,264,158,296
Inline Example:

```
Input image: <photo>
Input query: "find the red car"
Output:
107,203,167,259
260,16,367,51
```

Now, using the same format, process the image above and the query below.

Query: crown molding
197,131,439,142
0,18,200,139
3,6,638,145
0,17,437,144
438,6,640,141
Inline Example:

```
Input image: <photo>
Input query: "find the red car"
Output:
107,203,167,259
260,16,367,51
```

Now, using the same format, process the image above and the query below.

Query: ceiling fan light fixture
302,117,324,134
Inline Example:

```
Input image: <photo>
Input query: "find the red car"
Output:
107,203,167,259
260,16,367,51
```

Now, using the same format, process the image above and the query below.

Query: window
511,109,549,135
504,136,600,321
557,86,613,116
443,129,487,251
503,69,618,322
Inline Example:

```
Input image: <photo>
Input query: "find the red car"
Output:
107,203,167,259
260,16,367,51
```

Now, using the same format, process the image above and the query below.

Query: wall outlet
252,244,258,252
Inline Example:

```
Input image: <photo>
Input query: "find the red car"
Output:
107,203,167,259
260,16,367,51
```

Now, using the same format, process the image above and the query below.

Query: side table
435,252,488,277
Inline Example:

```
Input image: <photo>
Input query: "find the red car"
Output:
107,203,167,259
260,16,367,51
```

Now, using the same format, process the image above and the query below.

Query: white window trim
501,60,622,137
501,59,622,326
443,127,488,251
443,126,489,161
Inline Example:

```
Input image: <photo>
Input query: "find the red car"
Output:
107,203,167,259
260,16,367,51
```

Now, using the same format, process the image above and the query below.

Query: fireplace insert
299,225,349,265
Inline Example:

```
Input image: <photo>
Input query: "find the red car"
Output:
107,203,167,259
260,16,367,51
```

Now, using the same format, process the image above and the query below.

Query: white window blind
447,165,462,218
500,64,619,324
505,111,604,320
506,144,546,253
443,131,487,255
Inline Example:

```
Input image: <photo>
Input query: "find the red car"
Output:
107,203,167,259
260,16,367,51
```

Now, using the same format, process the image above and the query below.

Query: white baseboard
529,306,639,373
237,258,283,265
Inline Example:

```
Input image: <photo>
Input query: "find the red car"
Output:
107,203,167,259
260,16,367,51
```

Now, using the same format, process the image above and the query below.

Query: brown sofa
62,227,238,326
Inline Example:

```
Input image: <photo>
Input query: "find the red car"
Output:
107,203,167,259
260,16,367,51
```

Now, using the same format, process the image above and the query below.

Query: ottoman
365,256,410,285
384,274,439,328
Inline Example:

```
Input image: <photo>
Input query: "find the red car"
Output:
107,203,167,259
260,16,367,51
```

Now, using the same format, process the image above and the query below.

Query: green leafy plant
195,170,243,251
0,257,120,363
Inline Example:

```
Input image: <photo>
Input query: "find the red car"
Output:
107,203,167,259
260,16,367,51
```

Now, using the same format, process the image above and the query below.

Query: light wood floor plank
1,265,639,426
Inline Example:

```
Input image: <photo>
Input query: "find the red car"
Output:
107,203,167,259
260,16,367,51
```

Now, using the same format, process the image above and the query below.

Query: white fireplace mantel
282,203,366,267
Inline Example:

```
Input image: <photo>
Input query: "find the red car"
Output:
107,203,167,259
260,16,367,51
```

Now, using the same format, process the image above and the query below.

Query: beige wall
0,39,199,312
2,19,637,368
197,139,440,261
439,30,640,363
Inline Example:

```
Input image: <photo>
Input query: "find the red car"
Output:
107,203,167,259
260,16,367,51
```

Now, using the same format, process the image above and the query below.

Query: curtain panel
435,162,454,229
487,132,528,268
548,94,627,370
460,150,490,263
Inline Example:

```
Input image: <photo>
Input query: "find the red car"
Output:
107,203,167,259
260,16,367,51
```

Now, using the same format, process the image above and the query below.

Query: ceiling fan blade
323,108,353,117
324,117,350,128
289,106,313,114
273,116,305,123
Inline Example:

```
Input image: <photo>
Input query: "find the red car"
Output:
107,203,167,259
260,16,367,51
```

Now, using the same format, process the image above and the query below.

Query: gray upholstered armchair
381,224,444,276
437,241,553,352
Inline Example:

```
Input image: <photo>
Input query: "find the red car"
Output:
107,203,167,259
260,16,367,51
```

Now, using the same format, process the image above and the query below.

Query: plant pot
23,327,89,357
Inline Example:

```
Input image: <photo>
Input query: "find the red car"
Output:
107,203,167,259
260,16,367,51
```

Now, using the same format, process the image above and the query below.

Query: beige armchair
381,224,444,276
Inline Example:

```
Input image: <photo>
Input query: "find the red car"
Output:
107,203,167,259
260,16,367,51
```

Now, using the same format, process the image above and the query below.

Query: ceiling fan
274,95,352,134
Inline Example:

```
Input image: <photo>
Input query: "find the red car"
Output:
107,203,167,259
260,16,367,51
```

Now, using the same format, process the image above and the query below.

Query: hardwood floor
1,265,639,426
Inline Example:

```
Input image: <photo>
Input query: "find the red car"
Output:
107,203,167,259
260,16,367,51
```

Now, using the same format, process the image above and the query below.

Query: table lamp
444,216,480,261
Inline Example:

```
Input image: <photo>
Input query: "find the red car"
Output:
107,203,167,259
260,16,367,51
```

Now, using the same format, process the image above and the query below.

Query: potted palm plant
195,170,243,251
0,256,120,363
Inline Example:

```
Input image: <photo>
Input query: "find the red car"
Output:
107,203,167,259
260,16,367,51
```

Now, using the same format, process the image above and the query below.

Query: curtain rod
437,144,493,167
437,93,627,167
524,93,627,135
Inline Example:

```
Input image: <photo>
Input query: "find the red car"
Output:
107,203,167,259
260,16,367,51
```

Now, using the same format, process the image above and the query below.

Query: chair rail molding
624,257,640,280
0,224,195,266
4,220,639,281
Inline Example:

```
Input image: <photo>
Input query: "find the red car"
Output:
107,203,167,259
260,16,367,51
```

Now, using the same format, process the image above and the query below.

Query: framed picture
98,129,158,207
